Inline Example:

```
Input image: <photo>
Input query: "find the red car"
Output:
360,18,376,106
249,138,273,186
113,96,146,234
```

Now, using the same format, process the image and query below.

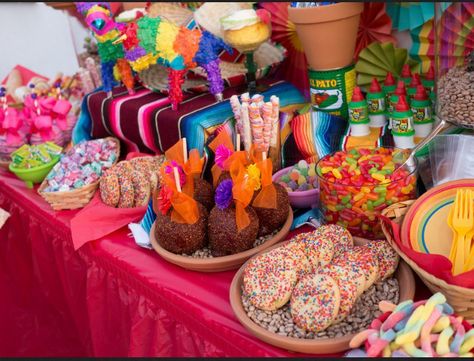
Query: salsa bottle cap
401,64,412,78
409,73,421,88
414,84,428,101
394,80,406,96
395,95,409,112
384,72,395,86
425,64,435,80
370,77,382,93
351,86,365,102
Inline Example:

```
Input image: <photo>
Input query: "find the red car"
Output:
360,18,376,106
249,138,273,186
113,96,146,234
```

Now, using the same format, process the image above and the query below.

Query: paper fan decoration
259,2,309,98
355,42,419,88
386,2,437,31
355,3,396,60
438,2,474,73
410,3,474,75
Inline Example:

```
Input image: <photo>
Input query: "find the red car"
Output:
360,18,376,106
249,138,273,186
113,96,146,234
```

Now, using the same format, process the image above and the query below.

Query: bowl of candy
316,147,417,239
8,142,63,189
272,160,319,209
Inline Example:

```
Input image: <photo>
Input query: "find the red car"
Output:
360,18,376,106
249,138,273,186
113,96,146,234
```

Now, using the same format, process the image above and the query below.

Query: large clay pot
288,3,363,70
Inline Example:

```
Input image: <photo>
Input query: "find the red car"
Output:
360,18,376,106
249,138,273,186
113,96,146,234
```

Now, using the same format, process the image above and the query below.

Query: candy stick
251,93,263,104
241,103,251,152
270,95,280,148
230,95,242,135
420,306,442,355
173,167,182,193
240,92,250,105
249,103,264,150
436,326,454,356
182,137,188,163
262,102,273,151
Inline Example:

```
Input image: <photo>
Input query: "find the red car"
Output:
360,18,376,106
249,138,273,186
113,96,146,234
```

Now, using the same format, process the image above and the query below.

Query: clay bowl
229,237,416,354
149,208,293,272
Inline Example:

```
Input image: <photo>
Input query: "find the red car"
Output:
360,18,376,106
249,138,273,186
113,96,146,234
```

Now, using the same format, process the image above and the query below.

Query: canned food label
309,64,356,120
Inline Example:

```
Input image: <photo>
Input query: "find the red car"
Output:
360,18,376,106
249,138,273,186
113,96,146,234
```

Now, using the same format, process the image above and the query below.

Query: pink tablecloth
0,169,431,357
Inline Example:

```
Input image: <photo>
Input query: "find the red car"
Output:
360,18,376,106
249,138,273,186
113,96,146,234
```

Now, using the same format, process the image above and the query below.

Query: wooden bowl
229,237,416,354
149,208,293,272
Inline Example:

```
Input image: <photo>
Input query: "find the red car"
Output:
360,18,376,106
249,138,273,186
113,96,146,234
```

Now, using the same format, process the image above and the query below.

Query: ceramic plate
401,179,474,255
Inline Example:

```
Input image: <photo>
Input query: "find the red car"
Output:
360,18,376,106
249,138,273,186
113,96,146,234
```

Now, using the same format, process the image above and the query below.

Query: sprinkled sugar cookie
280,241,312,278
291,230,335,271
130,157,159,191
319,266,358,324
243,248,299,311
315,224,353,257
290,274,341,332
332,246,379,291
131,170,150,207
322,263,366,298
99,169,120,207
118,173,135,208
364,240,399,280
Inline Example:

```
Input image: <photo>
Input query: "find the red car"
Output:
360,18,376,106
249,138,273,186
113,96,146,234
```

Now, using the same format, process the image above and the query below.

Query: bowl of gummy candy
272,160,319,209
316,147,417,239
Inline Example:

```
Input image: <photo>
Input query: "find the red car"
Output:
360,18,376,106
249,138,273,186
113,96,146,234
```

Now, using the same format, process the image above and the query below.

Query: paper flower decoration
258,2,309,98
246,163,261,191
215,144,233,170
157,185,173,215
164,161,186,188
355,42,419,88
215,179,233,210
355,3,396,61
386,2,441,31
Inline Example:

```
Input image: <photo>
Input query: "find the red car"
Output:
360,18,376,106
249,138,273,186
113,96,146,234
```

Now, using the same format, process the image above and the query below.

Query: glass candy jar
436,2,474,128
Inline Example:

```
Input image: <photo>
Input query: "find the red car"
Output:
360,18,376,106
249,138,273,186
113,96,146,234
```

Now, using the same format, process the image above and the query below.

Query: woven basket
380,200,474,323
38,137,120,211
148,2,195,26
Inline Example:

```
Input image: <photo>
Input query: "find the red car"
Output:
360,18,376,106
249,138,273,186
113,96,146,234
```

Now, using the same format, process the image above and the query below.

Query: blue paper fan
387,2,450,31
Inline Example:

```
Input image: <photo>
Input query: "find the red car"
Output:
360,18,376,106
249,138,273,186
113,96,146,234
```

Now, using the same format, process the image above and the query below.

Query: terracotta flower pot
288,2,363,70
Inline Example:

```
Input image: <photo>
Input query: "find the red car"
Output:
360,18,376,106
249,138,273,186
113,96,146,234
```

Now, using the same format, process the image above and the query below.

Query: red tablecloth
0,169,431,357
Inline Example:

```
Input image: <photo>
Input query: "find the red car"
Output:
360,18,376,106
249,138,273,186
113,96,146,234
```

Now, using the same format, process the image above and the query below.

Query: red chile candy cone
401,64,411,85
394,80,407,96
395,94,410,112
409,73,421,88
425,64,435,80
384,72,395,86
351,86,365,102
414,84,428,101
422,64,435,92
370,77,382,93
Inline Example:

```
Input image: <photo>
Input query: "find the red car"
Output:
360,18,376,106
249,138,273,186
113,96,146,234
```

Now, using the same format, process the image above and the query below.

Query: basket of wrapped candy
38,137,120,210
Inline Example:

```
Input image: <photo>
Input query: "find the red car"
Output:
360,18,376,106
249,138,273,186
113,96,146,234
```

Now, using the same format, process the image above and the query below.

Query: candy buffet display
347,292,474,357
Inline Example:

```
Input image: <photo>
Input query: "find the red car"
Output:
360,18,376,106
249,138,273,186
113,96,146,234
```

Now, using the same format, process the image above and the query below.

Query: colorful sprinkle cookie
117,174,135,208
319,266,358,324
290,274,341,332
99,169,120,207
322,263,366,299
315,224,354,257
131,170,150,207
243,248,298,311
281,241,312,278
333,246,380,290
364,240,399,280
291,230,335,270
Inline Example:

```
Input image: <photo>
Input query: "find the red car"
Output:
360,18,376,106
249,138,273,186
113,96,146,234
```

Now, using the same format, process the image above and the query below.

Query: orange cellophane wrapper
208,130,234,153
170,190,200,225
182,149,204,197
230,159,255,232
209,131,235,188
165,138,186,165
160,170,200,224
249,144,265,164
252,158,277,209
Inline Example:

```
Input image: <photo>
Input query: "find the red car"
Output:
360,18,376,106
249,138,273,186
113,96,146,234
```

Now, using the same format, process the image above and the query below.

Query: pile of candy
10,142,62,169
317,147,417,239
43,139,118,192
348,292,474,357
277,160,318,192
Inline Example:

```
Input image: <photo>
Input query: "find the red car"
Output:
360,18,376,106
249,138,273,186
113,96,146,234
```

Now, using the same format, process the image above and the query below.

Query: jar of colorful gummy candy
316,147,417,239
